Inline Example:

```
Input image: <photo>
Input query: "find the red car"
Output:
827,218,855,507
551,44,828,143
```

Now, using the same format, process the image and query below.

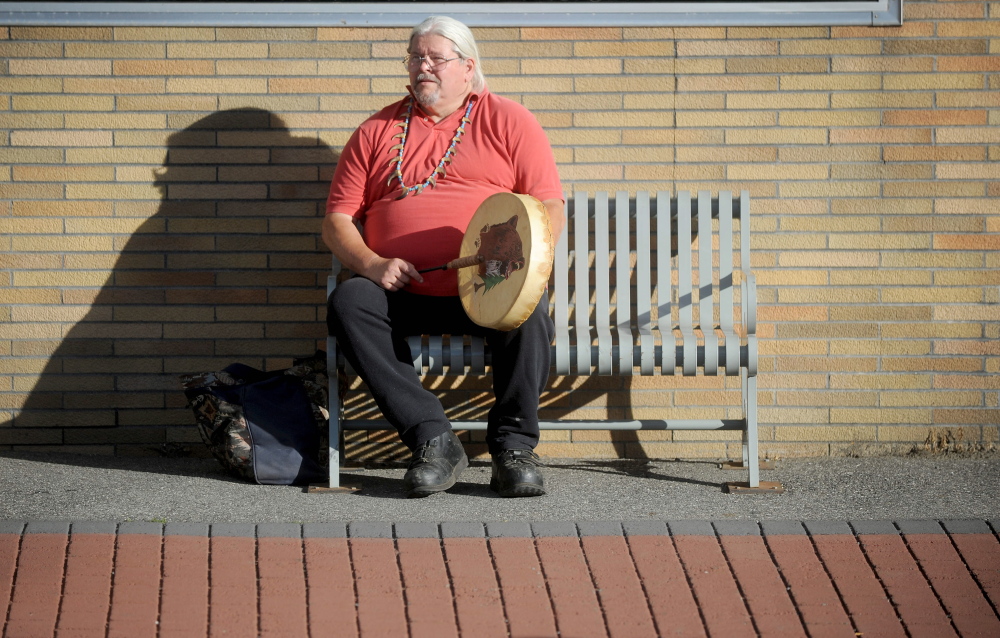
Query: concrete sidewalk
2,451,999,637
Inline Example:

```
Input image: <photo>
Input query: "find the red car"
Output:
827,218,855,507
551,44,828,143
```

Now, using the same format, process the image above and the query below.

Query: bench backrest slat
635,192,654,375
615,191,633,375
698,191,719,375
677,192,696,374
573,192,592,374
594,193,613,375
553,196,571,375
656,191,675,374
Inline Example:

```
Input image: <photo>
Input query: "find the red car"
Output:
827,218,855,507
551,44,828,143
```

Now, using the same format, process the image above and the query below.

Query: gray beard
414,86,440,108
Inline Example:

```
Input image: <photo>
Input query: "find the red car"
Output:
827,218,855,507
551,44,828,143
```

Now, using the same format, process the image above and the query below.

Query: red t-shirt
326,88,564,296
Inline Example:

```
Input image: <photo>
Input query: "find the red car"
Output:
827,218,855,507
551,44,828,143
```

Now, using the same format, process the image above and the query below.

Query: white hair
410,16,486,92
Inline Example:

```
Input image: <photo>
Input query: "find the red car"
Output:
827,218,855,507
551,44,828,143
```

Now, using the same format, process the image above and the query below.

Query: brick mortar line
0,524,26,638
105,528,121,638
344,534,362,638
622,533,664,638
155,526,166,638
847,522,911,638
576,533,613,638
483,536,513,638
669,532,712,638
758,524,811,638
53,529,74,638
806,529,862,637
944,530,1000,623
298,534,314,638
529,537,564,638
897,522,961,638
391,538,414,638
712,523,764,638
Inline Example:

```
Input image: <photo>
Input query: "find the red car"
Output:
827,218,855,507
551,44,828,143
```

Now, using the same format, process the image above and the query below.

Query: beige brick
673,59,725,75
677,146,776,163
780,181,880,198
726,57,827,75
65,148,166,165
117,95,218,112
522,58,622,75
831,408,932,425
832,92,936,110
573,111,674,129
827,234,931,250
623,59,679,75
67,41,166,58
726,128,827,145
937,91,1000,108
65,113,167,130
885,182,984,198
11,26,112,40
832,57,934,73
13,200,112,218
0,183,64,199
9,59,110,76
829,269,931,286
0,113,64,130
316,27,408,41
63,77,166,94
677,40,777,57
167,77,268,94
728,93,828,111
939,127,1000,144
574,76,674,93
66,183,162,201
269,77,368,94
0,77,62,93
574,40,674,57
831,374,931,390
884,73,986,91
780,39,882,55
113,59,214,76
113,27,214,41
13,95,115,112
782,74,881,92
780,110,882,127
677,111,775,128
0,41,63,58
728,164,829,181
167,42,268,59
521,27,622,41
523,94,623,112
13,165,113,182
775,425,876,441
677,76,778,92
480,41,572,58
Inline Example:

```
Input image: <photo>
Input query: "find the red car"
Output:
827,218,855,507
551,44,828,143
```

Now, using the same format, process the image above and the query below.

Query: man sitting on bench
323,16,565,498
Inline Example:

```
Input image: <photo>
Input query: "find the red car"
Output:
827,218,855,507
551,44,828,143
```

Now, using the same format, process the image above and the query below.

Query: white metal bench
319,190,774,493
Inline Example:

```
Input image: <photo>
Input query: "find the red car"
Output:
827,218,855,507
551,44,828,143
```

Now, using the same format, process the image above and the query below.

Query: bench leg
308,337,360,493
723,371,783,494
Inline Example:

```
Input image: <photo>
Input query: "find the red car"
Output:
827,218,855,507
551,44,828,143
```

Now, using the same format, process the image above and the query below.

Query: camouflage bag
180,352,329,485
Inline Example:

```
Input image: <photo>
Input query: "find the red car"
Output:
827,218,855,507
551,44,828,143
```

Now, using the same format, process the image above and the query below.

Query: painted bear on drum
474,215,525,294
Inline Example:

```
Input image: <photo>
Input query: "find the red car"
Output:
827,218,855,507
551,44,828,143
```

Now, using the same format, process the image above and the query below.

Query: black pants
327,277,554,455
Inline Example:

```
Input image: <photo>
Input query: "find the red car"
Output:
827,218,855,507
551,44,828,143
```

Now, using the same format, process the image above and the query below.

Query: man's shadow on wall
11,108,339,457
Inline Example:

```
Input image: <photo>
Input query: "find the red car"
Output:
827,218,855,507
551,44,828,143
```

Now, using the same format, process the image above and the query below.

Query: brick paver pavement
1,519,997,637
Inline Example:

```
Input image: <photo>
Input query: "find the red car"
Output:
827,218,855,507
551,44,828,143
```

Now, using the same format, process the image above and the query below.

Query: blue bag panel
239,375,326,486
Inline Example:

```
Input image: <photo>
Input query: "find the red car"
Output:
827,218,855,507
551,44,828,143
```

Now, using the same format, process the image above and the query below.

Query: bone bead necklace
388,96,476,199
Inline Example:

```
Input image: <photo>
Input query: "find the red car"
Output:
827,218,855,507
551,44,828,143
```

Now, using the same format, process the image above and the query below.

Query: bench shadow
10,107,338,464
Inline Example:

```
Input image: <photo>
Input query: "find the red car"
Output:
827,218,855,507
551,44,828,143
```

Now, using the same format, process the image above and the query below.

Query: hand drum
458,192,554,331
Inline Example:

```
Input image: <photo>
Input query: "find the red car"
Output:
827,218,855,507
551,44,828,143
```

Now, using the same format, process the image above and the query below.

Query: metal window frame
0,1,902,28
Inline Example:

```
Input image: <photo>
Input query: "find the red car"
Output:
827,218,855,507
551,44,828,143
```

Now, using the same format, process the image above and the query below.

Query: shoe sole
489,478,546,498
406,454,469,498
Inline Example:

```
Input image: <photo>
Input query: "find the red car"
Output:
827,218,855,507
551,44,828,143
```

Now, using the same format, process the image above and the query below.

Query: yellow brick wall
2,1,998,460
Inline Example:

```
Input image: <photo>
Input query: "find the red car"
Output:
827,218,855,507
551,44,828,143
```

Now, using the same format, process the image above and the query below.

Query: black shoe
490,449,545,497
402,430,468,498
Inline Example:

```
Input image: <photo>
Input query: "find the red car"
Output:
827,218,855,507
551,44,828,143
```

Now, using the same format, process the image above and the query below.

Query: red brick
535,536,608,638
626,535,706,637
396,538,458,638
903,533,1000,637
106,533,163,638
489,537,558,638
160,535,210,638
763,535,855,637
672,535,755,637
208,536,258,638
257,537,309,637
442,537,507,638
811,535,906,638
581,535,657,637
350,538,407,638
56,532,115,637
857,534,957,637
4,532,67,638
303,538,359,638
719,535,805,636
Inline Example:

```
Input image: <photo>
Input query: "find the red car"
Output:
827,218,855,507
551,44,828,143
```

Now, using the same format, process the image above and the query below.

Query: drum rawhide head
458,193,554,331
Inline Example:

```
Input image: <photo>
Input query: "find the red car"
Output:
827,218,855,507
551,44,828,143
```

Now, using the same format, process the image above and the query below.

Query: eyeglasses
403,54,462,71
